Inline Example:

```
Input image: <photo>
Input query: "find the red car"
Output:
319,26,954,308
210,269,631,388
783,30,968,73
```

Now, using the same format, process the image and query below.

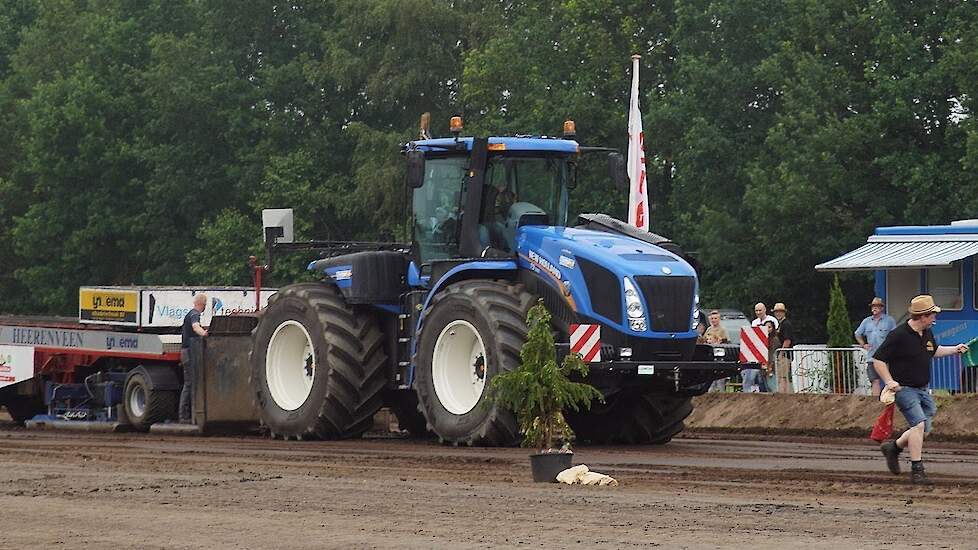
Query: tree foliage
490,300,603,450
826,275,853,348
0,1,973,341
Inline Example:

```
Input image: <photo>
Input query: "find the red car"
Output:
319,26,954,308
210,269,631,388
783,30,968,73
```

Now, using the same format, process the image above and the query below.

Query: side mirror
405,150,425,189
608,153,627,191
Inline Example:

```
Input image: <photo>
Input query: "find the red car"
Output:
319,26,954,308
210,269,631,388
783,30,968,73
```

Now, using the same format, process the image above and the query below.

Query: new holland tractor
251,116,741,445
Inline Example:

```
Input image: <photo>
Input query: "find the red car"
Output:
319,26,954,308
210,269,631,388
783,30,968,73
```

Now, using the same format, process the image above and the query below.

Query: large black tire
1,395,45,424
251,283,388,440
568,393,693,445
124,373,179,431
414,281,530,446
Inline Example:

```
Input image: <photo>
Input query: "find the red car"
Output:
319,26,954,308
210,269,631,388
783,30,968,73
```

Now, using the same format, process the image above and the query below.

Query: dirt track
2,421,978,549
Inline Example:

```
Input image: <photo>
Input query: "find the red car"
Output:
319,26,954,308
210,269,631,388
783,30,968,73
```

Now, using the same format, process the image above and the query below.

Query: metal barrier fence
713,345,978,394
775,347,869,395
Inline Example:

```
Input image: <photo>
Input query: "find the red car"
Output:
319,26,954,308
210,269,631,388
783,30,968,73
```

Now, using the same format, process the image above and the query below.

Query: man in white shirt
742,303,778,392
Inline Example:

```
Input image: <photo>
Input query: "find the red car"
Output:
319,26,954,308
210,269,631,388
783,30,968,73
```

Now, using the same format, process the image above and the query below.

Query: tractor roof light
419,112,431,140
563,120,576,139
450,116,463,139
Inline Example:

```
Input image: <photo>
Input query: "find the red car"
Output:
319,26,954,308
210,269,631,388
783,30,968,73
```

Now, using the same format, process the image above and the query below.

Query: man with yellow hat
854,297,896,397
772,303,793,393
874,295,969,485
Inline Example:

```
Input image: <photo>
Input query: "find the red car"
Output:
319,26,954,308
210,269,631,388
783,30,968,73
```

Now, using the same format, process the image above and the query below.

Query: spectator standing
876,295,969,485
751,302,778,328
762,319,781,392
704,311,730,392
703,310,730,344
855,297,896,397
772,303,794,393
179,294,209,424
743,303,778,392
695,321,707,344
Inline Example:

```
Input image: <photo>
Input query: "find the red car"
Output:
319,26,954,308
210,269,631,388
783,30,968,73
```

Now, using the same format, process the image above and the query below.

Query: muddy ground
2,412,978,549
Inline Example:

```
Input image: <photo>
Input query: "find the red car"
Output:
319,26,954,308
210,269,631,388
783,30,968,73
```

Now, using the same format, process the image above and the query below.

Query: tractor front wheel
414,281,531,446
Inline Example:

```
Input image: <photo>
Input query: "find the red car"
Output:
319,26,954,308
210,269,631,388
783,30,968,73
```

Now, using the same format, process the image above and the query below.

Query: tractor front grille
634,276,695,332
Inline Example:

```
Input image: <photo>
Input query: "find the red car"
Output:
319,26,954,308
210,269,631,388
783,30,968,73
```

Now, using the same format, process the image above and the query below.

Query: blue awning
815,236,978,271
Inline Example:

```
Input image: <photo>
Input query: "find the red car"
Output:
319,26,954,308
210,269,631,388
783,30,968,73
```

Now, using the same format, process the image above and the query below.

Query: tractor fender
415,260,517,332
407,260,518,381
126,365,182,392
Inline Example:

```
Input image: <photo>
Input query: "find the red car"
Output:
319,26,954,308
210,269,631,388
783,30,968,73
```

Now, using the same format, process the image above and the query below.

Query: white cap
880,387,896,404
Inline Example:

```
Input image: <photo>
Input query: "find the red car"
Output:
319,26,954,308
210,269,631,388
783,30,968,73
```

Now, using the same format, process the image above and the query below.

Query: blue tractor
251,117,741,445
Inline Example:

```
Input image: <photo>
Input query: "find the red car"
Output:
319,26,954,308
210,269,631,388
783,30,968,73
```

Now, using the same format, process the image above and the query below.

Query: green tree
826,275,852,347
491,301,602,450
826,274,855,392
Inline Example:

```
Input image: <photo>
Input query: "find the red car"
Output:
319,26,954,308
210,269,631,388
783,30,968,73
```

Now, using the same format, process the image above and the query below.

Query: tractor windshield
484,155,570,231
412,153,572,264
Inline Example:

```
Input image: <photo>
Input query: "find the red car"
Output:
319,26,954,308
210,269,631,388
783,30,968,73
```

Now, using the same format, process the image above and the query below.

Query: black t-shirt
181,309,202,349
872,322,937,388
777,318,794,347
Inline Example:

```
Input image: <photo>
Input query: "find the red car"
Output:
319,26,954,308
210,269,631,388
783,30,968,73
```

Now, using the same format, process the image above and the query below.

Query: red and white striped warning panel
739,326,769,364
570,324,601,363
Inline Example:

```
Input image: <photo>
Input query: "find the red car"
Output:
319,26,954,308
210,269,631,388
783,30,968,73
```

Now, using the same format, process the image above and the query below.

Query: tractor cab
404,116,624,271
408,137,575,264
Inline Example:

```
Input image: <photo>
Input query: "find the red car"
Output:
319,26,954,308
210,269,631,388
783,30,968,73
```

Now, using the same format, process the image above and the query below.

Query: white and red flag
627,54,649,231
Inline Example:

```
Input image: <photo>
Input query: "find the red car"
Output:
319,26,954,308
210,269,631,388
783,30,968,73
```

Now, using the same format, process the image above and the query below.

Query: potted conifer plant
491,300,603,482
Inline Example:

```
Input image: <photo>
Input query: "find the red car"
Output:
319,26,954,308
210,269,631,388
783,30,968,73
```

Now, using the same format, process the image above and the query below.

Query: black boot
880,441,902,475
910,463,933,486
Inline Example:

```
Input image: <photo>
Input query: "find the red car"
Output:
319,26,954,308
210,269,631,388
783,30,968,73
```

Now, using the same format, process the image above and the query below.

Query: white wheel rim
432,320,488,415
266,320,316,411
129,384,146,418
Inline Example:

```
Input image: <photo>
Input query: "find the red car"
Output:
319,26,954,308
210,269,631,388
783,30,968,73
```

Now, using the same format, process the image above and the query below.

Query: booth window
925,263,963,311
887,269,920,322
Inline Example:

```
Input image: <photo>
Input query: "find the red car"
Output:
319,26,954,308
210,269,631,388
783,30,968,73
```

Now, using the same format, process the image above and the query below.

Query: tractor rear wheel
568,393,693,445
414,281,531,446
251,283,387,440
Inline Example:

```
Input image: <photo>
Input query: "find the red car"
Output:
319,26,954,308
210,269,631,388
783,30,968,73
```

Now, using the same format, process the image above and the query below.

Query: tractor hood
515,225,699,336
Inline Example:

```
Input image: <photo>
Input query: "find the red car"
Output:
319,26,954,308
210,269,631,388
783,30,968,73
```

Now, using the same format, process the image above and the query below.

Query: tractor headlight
691,293,700,329
623,278,647,332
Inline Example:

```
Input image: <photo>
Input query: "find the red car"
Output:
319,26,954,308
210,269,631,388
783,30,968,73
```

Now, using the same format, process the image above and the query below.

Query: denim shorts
866,362,881,382
894,386,936,433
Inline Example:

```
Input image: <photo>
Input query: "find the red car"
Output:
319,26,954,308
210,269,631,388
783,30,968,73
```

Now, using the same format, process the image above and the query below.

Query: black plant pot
529,451,573,482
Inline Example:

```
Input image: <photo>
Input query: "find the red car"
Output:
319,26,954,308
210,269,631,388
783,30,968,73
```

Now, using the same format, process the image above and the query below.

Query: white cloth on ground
556,464,619,486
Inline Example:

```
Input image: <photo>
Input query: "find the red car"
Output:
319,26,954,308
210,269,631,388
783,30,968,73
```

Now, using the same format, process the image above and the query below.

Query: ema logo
212,298,224,314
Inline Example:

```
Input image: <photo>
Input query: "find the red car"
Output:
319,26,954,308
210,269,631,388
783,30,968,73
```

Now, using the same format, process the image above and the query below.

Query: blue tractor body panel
515,225,698,339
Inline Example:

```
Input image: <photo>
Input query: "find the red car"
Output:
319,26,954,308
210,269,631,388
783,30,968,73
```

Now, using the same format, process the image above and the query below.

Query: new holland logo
527,250,562,281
